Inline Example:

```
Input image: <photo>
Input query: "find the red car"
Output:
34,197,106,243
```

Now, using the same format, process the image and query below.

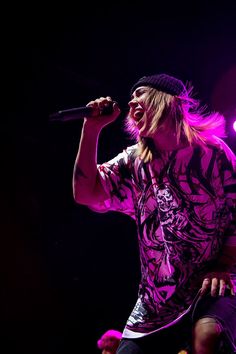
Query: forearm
72,120,104,205
72,97,120,205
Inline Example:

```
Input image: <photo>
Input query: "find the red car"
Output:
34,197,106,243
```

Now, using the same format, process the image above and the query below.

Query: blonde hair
124,86,227,163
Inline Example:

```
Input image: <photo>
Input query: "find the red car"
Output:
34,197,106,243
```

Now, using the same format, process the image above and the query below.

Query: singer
72,73,236,353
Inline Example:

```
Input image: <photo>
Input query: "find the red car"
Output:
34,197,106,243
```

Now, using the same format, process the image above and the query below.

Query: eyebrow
131,87,148,99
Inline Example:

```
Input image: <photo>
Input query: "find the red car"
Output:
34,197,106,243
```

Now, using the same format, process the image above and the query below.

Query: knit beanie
130,73,186,96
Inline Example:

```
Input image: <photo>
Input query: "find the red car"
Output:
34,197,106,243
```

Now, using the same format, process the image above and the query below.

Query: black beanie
130,73,186,96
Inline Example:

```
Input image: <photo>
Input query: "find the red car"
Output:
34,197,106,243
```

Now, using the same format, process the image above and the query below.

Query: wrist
82,119,103,135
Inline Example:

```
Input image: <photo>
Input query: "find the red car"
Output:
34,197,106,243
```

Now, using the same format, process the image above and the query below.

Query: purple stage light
233,120,236,133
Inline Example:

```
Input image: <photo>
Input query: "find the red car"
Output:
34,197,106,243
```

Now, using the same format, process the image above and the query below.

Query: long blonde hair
124,87,227,162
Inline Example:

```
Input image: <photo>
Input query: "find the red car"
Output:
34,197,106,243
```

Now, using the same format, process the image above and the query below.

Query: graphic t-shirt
90,143,236,338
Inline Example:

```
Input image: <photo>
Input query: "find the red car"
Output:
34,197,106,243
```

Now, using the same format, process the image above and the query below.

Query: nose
128,98,138,108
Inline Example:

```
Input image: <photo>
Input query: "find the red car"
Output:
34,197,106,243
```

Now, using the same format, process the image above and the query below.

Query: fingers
201,277,222,297
85,96,121,128
200,272,235,297
200,277,211,296
87,96,114,112
86,97,121,121
229,279,235,296
219,278,227,296
210,277,219,297
200,277,219,297
212,277,235,296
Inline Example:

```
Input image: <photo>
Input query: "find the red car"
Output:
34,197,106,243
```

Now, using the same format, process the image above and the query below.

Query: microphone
49,103,114,122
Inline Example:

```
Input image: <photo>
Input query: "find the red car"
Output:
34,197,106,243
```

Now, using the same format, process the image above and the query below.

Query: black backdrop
4,1,236,353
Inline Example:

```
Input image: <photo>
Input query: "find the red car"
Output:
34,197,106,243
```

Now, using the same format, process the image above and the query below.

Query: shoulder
116,144,138,164
215,138,236,172
101,144,138,171
125,144,139,156
204,139,236,172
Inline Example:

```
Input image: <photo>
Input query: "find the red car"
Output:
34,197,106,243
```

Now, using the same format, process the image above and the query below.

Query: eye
133,87,149,99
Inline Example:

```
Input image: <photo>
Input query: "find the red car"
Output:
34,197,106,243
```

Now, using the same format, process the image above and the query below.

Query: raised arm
72,96,121,206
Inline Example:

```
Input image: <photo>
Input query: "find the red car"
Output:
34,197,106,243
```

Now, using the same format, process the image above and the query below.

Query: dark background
3,1,236,353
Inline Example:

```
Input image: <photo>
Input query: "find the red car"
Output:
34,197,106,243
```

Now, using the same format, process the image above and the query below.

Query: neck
152,131,187,151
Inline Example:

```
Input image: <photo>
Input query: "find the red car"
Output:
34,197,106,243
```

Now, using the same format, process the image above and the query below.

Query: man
73,74,236,353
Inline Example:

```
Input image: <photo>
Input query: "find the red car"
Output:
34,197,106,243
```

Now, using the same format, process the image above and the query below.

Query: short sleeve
89,146,137,219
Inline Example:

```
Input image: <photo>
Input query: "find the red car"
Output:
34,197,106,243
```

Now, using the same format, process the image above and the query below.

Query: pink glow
97,329,122,351
233,120,236,132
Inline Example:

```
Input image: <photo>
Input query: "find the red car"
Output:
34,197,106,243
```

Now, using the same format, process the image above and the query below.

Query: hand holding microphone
49,96,121,126
85,96,121,127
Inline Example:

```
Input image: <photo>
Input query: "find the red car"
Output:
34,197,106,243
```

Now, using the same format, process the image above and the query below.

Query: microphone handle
49,104,113,122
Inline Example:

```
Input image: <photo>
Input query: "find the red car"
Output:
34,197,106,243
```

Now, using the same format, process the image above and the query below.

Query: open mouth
133,110,144,122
